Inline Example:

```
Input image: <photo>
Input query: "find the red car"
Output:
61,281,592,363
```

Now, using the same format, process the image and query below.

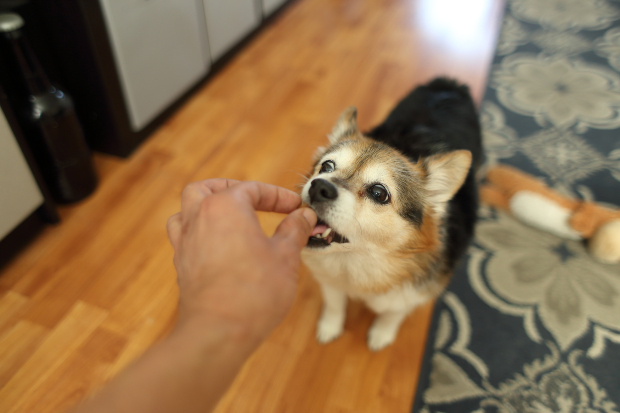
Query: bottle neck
5,30,53,96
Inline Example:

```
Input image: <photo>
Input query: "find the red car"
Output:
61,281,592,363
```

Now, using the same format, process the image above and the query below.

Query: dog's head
301,107,472,254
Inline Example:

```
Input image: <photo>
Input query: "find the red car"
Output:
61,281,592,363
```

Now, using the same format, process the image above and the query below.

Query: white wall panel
202,0,260,61
0,109,43,239
99,0,211,131
263,0,287,16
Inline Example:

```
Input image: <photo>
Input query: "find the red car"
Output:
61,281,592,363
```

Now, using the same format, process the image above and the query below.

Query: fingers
181,179,300,218
229,181,302,214
166,213,182,250
175,179,304,246
181,179,240,219
272,208,317,252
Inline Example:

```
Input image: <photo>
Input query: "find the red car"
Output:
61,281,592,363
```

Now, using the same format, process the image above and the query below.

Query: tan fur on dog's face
301,107,472,257
303,137,424,252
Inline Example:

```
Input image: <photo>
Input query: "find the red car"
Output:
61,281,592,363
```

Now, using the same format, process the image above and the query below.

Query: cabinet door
0,109,43,239
263,0,287,16
99,0,211,131
202,0,260,61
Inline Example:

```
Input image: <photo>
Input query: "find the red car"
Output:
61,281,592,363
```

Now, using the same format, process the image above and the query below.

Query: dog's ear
423,150,472,207
328,106,359,144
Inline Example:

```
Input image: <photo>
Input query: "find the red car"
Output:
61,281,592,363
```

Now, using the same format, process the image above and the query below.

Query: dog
300,78,482,351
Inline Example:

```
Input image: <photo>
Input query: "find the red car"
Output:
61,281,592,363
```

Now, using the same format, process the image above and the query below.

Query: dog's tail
423,77,474,107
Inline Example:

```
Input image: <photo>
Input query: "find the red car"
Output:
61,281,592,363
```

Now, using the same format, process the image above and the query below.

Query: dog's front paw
367,325,397,351
316,317,344,344
366,312,408,351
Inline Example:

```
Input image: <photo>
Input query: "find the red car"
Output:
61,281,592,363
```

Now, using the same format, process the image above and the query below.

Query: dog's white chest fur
307,254,428,308
303,250,426,303
303,249,389,294
302,250,430,351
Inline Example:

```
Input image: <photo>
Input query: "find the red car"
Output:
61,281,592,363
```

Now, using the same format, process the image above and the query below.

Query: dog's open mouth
307,218,349,248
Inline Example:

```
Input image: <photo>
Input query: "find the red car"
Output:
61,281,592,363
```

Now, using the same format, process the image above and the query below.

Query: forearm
72,317,261,413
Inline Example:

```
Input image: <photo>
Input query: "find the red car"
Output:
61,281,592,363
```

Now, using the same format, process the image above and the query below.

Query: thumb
272,208,317,252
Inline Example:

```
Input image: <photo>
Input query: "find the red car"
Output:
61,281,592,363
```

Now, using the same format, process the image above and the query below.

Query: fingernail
302,208,317,227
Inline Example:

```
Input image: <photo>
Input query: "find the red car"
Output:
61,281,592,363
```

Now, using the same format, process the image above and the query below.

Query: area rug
412,0,620,411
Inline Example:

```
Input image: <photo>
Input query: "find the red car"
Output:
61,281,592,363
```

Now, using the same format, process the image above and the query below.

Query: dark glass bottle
0,12,97,203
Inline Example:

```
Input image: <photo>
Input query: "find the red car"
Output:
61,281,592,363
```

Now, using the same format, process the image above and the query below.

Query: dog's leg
367,310,409,351
317,283,347,344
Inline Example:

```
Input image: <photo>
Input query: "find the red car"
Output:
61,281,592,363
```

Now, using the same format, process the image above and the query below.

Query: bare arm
71,179,317,413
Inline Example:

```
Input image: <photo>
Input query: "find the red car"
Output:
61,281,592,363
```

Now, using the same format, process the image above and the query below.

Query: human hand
166,179,317,342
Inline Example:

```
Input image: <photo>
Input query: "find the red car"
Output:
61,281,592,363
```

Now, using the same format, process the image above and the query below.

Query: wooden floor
0,0,502,412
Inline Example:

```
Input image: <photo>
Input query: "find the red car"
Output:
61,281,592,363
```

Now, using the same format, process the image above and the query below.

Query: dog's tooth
315,233,323,239
323,228,332,237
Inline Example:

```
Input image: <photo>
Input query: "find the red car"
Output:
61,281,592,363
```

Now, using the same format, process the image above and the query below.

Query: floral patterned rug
412,0,620,411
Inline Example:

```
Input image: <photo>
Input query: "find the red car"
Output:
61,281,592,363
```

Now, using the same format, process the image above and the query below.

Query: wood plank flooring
0,0,503,411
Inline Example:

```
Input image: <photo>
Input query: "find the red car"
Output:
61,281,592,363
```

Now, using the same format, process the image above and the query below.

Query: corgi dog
300,78,482,351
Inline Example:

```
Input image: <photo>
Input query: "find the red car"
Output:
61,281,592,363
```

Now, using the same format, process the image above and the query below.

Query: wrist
171,309,266,355
174,285,289,349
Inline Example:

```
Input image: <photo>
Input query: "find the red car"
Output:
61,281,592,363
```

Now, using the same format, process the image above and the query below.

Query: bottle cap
0,13,25,33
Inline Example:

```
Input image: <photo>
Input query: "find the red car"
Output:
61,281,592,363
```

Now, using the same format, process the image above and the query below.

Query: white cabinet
202,0,260,61
98,0,211,132
0,109,43,240
94,0,288,133
263,0,288,16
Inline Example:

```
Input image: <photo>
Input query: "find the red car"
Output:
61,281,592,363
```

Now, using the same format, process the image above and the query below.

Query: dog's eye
319,160,335,174
368,184,390,204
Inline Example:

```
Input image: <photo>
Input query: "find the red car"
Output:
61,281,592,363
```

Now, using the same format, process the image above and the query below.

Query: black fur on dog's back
366,77,481,272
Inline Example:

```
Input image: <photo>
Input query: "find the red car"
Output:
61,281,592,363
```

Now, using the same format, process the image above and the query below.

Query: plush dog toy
480,164,620,264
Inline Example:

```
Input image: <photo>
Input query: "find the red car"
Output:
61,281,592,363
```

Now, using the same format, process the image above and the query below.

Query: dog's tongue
311,224,330,237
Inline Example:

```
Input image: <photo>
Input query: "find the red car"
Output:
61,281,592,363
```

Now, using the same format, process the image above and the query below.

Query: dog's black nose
309,179,338,203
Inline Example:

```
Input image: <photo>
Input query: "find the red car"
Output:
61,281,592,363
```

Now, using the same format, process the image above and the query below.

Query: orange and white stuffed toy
480,164,620,264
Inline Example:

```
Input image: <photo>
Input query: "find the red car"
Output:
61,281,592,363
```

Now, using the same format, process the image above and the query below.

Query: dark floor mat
412,0,620,411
